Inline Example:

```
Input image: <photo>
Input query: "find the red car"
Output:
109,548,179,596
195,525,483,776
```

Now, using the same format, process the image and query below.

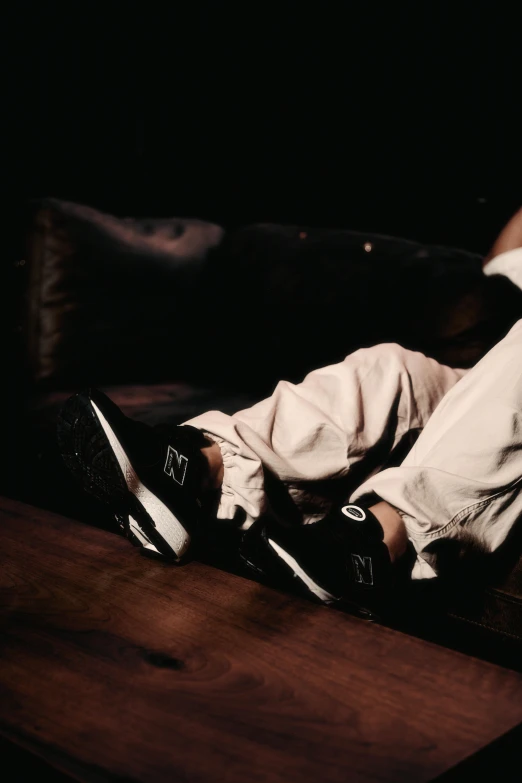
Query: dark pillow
24,198,225,388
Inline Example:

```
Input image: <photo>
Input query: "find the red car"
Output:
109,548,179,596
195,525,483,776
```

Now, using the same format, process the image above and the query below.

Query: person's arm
483,206,522,268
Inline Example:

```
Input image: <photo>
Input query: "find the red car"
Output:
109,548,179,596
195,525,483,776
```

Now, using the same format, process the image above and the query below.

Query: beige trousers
187,319,522,581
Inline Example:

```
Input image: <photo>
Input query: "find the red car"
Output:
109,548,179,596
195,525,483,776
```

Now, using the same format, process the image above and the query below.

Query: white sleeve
483,247,522,291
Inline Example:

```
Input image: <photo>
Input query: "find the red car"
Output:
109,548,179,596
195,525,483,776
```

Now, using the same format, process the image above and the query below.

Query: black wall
6,2,522,255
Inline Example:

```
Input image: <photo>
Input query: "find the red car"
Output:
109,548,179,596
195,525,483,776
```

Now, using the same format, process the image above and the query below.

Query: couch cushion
24,199,225,388
29,382,259,429
446,521,522,649
23,208,522,397
203,223,522,392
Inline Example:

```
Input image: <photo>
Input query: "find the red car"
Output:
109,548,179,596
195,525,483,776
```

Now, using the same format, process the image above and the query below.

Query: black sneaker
56,388,210,561
239,504,396,620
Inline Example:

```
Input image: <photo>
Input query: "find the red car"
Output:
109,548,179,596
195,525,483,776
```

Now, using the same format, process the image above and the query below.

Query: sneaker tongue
123,419,166,465
160,425,208,496
337,504,384,541
152,423,180,438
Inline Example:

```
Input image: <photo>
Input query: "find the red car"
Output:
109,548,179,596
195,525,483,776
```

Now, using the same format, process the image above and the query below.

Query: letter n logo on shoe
351,553,374,585
164,446,188,485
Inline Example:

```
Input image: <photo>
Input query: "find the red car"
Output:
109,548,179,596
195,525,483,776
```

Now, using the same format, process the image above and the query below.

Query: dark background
5,3,522,249
3,2,522,394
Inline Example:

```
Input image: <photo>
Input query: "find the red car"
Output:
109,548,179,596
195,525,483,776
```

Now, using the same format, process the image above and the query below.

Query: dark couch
11,197,522,670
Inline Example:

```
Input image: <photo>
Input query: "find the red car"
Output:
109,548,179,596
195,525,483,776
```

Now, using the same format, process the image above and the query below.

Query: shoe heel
57,391,128,510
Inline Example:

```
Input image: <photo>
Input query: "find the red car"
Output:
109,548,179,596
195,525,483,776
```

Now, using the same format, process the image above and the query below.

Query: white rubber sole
267,538,336,604
128,515,161,554
91,400,191,559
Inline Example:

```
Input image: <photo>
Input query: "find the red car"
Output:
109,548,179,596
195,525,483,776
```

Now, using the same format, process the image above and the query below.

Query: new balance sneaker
239,504,398,620
56,388,210,561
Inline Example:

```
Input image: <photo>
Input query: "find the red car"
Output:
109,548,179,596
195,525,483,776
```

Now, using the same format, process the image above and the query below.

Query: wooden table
1,497,522,783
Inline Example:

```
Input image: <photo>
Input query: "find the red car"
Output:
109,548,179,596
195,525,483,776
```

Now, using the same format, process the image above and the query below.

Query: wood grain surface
1,496,522,783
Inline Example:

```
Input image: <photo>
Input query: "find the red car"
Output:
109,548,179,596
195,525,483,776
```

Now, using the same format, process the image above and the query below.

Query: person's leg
188,344,466,615
187,343,466,536
56,389,221,561
58,344,465,571
200,438,224,490
351,319,522,580
368,500,408,562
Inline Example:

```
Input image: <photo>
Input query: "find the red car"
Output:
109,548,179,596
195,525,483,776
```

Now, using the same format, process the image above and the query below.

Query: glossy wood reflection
1,497,522,783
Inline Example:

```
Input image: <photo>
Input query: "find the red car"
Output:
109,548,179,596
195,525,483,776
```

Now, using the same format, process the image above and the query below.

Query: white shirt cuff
483,247,522,291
